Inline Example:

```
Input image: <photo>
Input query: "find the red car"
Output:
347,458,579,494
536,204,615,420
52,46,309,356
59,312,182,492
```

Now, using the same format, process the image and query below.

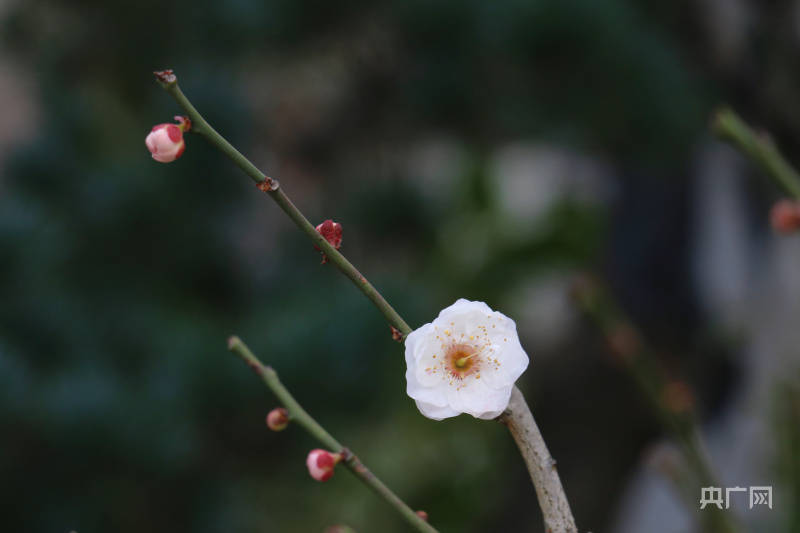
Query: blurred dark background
1,0,799,531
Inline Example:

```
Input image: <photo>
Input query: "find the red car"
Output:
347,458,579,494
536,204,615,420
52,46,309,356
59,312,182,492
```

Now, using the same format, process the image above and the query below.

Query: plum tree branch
712,107,800,199
154,70,411,338
228,335,437,533
499,388,577,533
155,69,577,532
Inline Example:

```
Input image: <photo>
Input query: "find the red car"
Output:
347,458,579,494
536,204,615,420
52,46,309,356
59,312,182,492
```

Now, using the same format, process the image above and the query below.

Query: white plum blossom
405,298,530,420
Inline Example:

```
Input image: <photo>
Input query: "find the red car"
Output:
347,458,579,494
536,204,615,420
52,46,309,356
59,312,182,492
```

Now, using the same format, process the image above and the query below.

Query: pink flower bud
314,219,343,263
145,117,189,163
306,449,342,482
416,510,429,521
266,407,289,431
770,199,800,234
316,219,343,249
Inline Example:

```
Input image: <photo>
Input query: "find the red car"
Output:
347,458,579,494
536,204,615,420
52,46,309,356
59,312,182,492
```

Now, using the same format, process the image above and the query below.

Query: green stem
228,336,437,533
159,76,411,338
712,107,800,200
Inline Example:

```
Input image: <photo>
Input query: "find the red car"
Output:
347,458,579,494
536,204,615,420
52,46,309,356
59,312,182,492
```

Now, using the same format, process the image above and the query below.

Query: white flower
404,298,530,420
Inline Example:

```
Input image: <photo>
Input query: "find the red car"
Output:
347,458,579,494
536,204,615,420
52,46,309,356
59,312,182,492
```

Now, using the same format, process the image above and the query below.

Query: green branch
712,107,800,199
155,69,576,532
155,70,411,338
228,336,437,533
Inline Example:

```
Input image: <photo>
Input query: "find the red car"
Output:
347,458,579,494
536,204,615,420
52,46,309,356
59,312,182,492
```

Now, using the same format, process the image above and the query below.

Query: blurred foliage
0,0,792,532
773,378,800,533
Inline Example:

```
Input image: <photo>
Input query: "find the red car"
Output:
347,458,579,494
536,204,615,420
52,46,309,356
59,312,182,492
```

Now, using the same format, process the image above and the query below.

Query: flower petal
406,370,448,407
445,377,512,419
414,399,460,421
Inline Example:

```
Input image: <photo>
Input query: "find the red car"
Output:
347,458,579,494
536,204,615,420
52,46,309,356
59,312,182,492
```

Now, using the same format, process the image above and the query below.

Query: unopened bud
314,219,343,263
415,510,429,521
145,116,190,163
266,407,289,431
306,449,342,482
770,199,800,234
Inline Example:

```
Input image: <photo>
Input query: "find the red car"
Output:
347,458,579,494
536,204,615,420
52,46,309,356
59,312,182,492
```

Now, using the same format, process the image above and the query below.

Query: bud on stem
145,116,191,163
314,220,343,264
266,407,290,431
770,199,800,234
306,449,343,482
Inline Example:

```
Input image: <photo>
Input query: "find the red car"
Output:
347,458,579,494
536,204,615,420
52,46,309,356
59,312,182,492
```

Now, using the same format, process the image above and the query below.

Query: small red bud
770,199,800,234
314,219,343,263
415,510,429,521
306,449,342,482
266,407,289,431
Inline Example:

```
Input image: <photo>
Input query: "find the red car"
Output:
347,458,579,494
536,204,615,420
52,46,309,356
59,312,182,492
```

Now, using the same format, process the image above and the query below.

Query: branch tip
709,106,800,201
227,335,241,350
153,69,177,87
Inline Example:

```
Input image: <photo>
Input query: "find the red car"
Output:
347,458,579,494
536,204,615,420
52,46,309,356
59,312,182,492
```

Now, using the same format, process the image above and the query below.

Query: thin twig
228,336,438,533
155,70,577,530
711,107,800,199
573,279,739,533
156,71,411,338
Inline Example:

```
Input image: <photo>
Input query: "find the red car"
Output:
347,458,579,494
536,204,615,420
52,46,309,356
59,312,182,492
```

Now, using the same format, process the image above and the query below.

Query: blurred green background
1,0,799,531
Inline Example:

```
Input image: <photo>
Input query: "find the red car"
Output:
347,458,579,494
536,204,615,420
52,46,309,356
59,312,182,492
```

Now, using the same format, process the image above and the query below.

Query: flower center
445,343,482,379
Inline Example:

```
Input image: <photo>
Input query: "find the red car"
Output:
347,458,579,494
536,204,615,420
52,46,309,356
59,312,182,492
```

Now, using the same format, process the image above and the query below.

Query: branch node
257,176,279,192
340,447,354,461
390,326,404,343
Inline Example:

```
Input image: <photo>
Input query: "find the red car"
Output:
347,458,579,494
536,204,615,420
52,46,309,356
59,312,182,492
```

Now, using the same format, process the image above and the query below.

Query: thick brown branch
500,387,577,533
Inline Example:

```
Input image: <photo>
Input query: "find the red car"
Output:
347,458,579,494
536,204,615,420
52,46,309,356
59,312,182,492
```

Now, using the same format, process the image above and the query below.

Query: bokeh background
1,0,799,531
